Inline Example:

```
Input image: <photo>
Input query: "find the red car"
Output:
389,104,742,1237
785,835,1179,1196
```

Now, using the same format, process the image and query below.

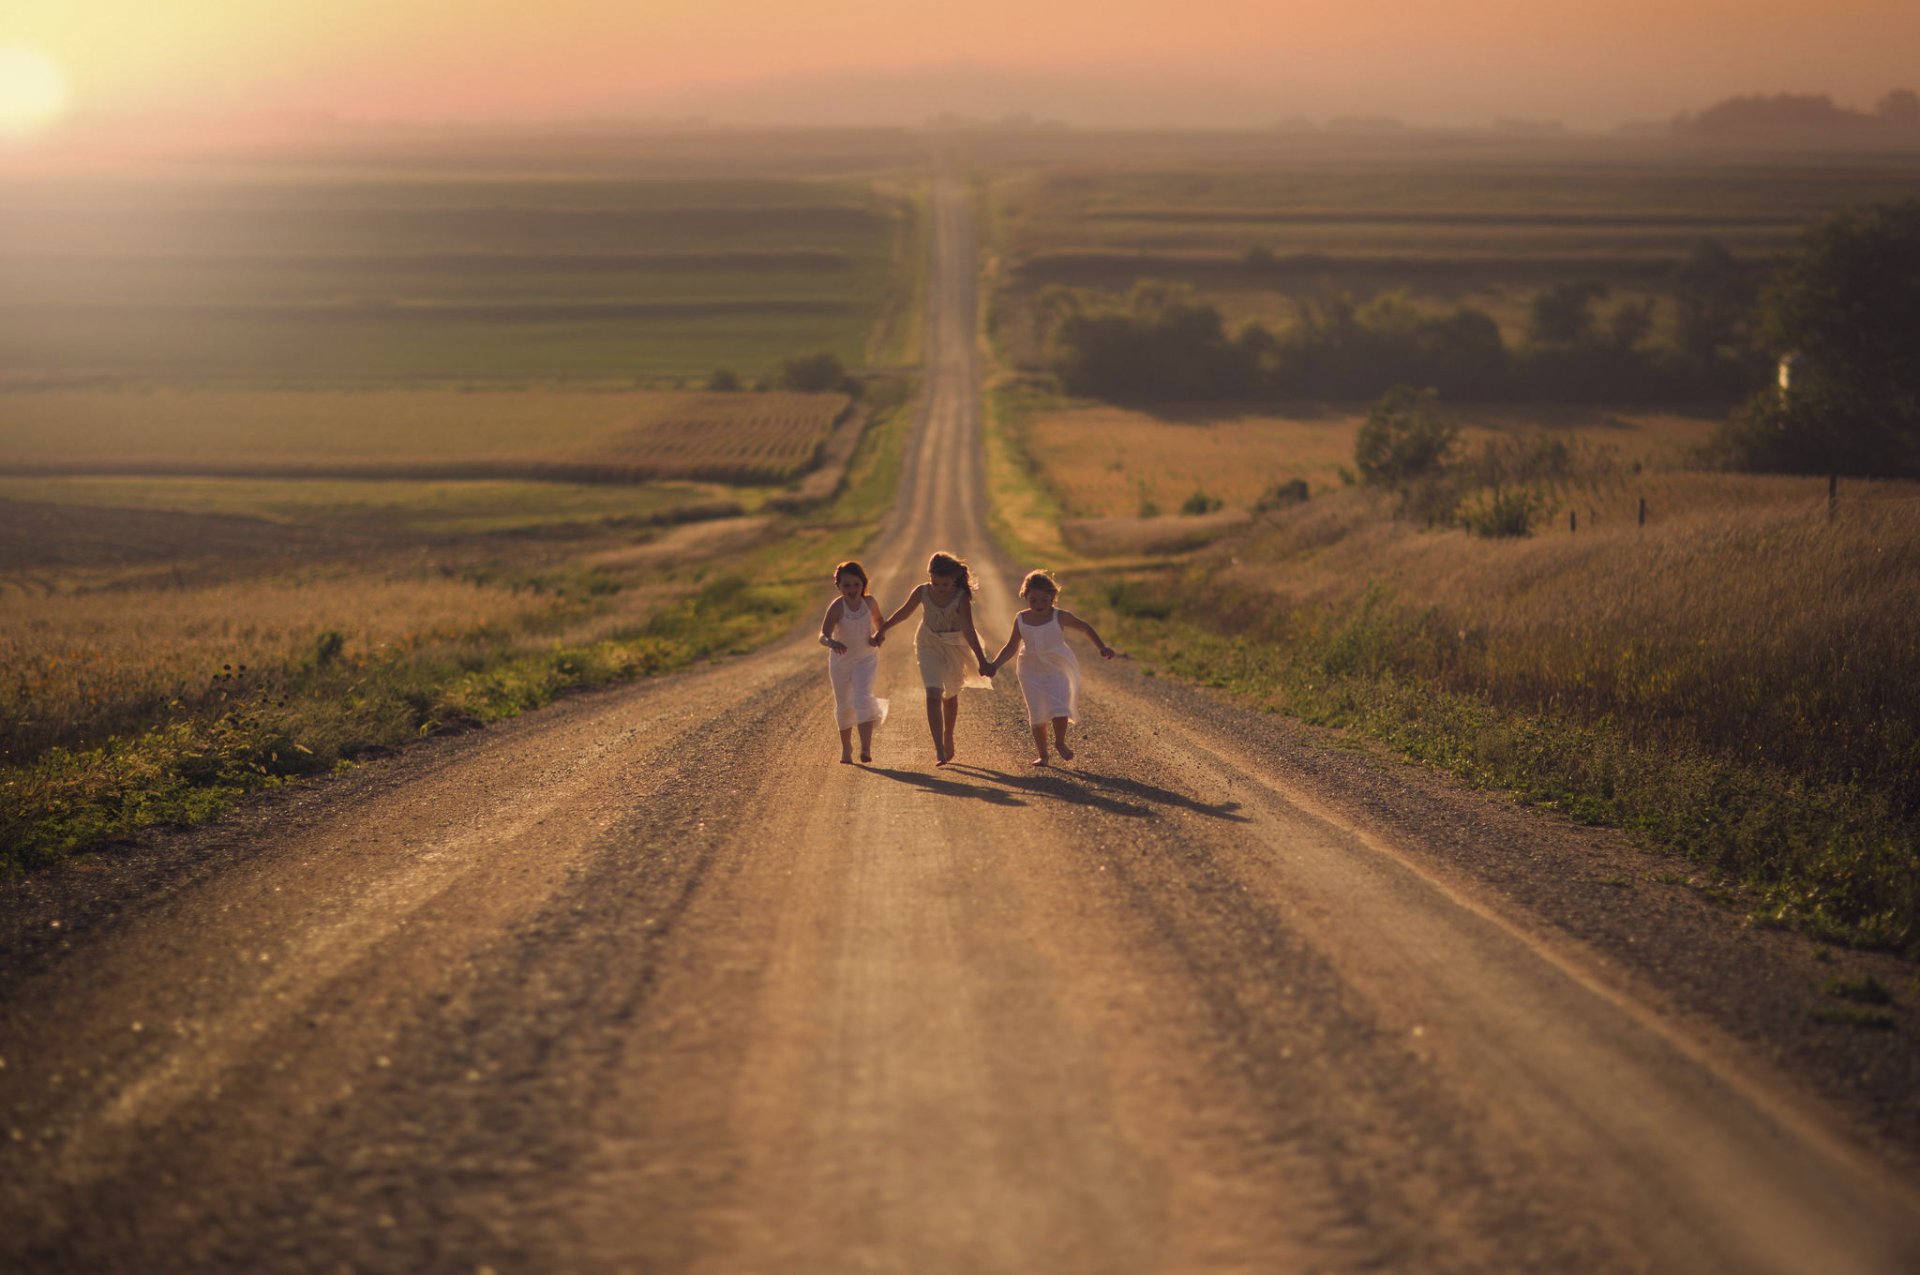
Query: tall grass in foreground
1095,476,1920,952
0,574,795,870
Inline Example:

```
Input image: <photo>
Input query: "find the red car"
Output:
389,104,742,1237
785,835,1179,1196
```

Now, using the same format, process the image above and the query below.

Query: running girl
821,560,887,763
985,569,1114,766
878,551,993,766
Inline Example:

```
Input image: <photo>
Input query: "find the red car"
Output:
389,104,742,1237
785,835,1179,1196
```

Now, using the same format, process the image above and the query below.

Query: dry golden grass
1028,403,1716,519
0,388,849,484
0,569,554,755
1213,470,1920,776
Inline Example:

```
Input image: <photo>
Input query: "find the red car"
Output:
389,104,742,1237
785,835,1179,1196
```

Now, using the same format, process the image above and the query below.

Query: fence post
1828,473,1838,522
1569,509,1577,533
1637,495,1647,528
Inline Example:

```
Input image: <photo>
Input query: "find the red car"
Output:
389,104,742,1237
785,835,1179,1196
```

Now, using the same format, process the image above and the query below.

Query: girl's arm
1059,608,1116,659
865,598,886,646
986,619,1022,672
957,595,990,663
819,598,848,653
878,585,923,634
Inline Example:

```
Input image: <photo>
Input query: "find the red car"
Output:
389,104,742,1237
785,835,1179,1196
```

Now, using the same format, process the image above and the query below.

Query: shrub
1256,478,1312,511
1460,486,1547,538
1180,489,1224,515
1355,386,1458,487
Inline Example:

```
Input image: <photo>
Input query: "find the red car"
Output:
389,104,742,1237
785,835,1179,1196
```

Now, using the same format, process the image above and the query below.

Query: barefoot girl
879,551,993,766
821,560,887,763
986,569,1114,766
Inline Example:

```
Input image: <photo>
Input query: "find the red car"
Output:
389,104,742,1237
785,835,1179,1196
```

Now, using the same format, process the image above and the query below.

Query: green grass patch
1080,574,1920,955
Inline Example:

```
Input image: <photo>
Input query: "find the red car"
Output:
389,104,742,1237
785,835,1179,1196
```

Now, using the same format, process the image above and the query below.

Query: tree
1875,89,1920,126
1605,298,1656,352
1719,199,1920,476
1526,281,1608,348
1355,386,1458,487
777,351,852,394
1671,238,1755,365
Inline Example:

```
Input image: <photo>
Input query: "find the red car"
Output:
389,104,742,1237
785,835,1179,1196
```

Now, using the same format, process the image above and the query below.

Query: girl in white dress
985,569,1115,767
820,560,887,763
878,551,993,766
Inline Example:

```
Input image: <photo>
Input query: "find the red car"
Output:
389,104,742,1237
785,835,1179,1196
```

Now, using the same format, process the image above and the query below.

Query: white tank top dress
828,598,888,730
1015,611,1079,727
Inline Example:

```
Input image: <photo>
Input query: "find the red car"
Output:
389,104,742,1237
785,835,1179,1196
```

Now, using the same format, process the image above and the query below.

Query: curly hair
927,551,973,598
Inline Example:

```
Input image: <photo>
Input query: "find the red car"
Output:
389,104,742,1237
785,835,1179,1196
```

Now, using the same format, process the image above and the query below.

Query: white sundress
915,588,993,698
828,598,888,730
1016,611,1079,727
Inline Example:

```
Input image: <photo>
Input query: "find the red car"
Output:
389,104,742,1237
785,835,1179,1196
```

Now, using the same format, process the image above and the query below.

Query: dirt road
3,180,1918,1273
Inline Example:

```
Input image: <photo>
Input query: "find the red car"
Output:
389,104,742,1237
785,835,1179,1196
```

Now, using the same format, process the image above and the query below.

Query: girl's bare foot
840,754,853,764
1056,743,1074,762
1029,755,1049,767
860,750,872,763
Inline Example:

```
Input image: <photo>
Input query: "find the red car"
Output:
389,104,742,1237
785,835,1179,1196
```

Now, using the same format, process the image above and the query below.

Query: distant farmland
0,387,853,485
0,176,917,381
989,153,1920,355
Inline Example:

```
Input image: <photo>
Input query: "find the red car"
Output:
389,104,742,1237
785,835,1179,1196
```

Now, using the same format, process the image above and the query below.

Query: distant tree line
1039,237,1763,409
1673,89,1920,136
1042,197,1920,479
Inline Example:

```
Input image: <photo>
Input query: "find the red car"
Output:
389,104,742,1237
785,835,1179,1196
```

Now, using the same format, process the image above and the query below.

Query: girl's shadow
947,765,1250,823
865,766,1028,807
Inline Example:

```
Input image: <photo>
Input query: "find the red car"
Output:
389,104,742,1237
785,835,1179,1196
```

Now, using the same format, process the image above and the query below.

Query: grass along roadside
1085,566,1919,956
0,381,919,873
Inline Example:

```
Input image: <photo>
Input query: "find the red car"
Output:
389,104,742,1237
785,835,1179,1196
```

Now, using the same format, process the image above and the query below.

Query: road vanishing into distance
4,178,1919,1273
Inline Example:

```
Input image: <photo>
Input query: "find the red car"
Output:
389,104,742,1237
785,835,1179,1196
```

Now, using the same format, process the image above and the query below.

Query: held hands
1097,644,1116,660
869,632,885,648
979,657,997,678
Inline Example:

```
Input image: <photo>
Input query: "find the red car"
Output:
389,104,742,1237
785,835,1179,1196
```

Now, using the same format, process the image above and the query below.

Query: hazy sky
8,0,1920,139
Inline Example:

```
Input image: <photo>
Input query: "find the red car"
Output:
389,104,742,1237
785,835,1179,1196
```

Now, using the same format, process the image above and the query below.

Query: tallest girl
879,552,992,766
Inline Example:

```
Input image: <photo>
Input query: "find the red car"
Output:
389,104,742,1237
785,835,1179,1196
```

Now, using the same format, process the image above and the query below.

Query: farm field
0,133,927,858
983,140,1920,358
0,164,921,382
998,387,1920,945
0,387,853,483
1023,400,1718,521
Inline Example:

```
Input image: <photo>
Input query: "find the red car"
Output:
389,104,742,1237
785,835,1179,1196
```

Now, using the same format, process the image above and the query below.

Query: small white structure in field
1778,350,1804,402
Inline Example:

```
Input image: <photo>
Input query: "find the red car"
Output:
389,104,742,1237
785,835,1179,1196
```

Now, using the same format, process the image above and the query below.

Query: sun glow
0,44,70,139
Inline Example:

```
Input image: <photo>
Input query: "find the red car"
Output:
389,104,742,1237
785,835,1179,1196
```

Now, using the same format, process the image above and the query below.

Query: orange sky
10,0,1920,136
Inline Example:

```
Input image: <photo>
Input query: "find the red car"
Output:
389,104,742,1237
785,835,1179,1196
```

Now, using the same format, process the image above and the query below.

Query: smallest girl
821,560,887,764
986,569,1114,766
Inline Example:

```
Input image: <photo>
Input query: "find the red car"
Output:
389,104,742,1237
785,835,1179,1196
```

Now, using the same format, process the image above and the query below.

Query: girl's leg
857,718,875,763
839,725,854,763
1052,716,1073,762
940,696,960,763
1029,723,1050,766
924,689,946,762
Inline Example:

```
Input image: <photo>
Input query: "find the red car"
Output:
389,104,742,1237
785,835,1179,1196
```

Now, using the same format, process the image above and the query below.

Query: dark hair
927,551,973,598
1020,569,1059,598
833,560,869,596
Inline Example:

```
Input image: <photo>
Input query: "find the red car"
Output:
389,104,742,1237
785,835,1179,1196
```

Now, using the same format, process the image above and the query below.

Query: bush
1256,478,1311,510
1180,489,1224,515
776,352,854,395
1461,486,1547,538
1355,386,1458,487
